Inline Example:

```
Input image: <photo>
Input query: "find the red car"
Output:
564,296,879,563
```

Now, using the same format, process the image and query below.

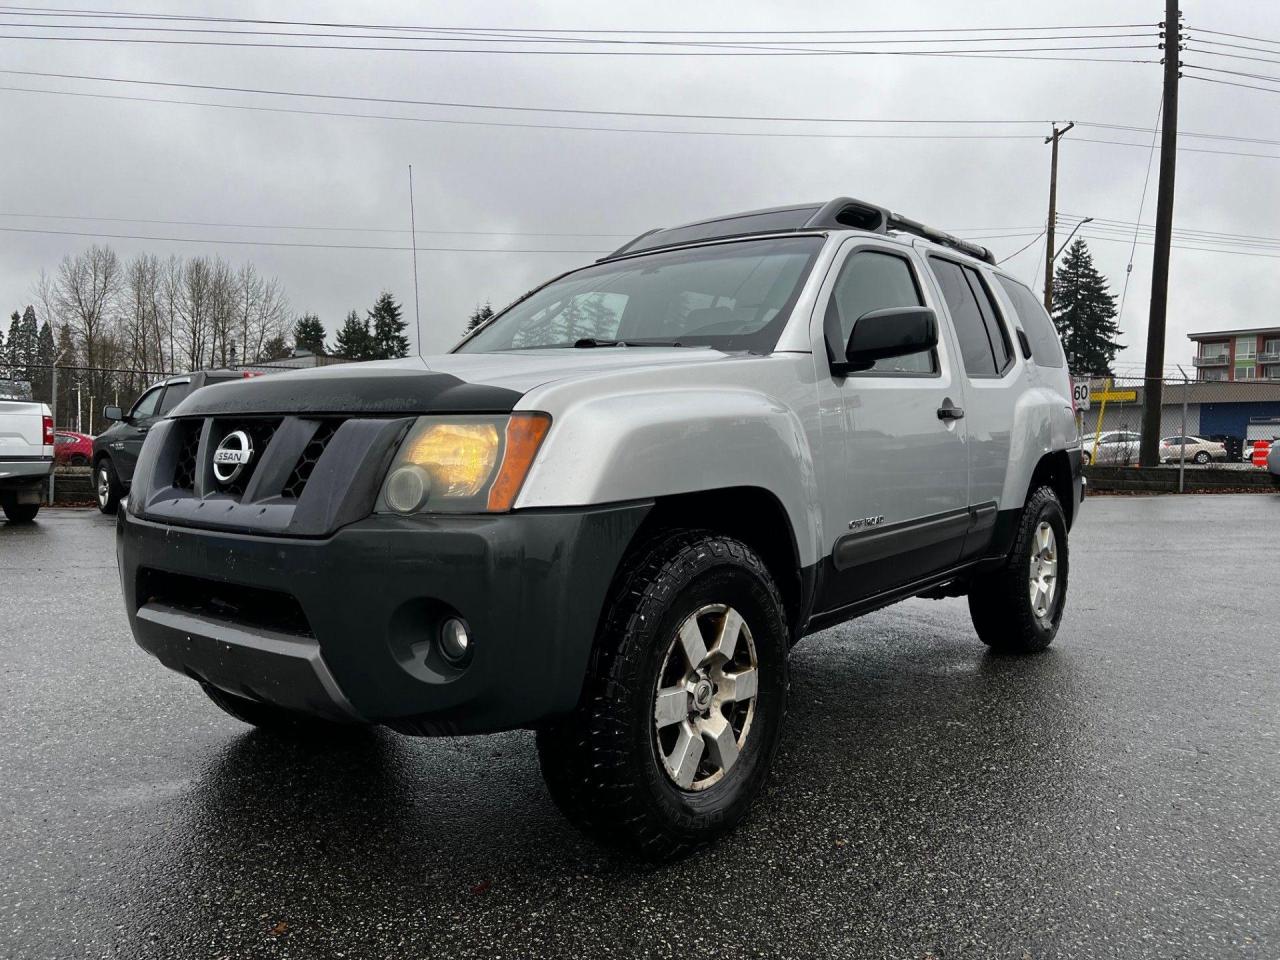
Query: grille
172,420,201,489
137,567,312,637
215,418,281,496
281,420,341,499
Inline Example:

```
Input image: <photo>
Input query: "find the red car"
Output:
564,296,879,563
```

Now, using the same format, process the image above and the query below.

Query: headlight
378,413,551,514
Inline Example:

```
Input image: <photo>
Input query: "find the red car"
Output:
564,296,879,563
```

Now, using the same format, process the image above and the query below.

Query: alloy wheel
1028,521,1059,622
653,604,759,791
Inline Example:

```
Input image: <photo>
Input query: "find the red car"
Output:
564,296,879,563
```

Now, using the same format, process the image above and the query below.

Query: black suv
94,370,248,514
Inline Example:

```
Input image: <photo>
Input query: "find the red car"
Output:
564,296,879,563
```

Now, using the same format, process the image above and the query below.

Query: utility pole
1043,121,1074,313
1139,0,1183,467
407,164,423,359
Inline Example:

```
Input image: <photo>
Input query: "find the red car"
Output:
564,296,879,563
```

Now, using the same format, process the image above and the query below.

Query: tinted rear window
996,275,1066,368
929,258,998,377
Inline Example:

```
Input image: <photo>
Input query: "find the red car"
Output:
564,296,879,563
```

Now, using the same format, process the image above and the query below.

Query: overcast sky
2,0,1278,372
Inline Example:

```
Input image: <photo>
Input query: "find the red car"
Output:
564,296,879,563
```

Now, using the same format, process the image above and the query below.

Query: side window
157,382,191,415
965,267,1011,371
827,250,935,374
996,275,1066,368
928,258,998,377
130,387,164,419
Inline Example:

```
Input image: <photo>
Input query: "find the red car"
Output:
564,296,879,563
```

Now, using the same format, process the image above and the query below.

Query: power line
995,229,1046,264
12,82,1274,156
0,84,1085,140
7,67,1274,149
1190,26,1280,48
0,67,1072,124
1184,62,1280,86
0,224,610,253
1059,213,1280,245
1118,98,1162,323
0,7,1162,36
0,33,1161,58
0,210,633,237
1184,72,1280,97
0,21,1163,50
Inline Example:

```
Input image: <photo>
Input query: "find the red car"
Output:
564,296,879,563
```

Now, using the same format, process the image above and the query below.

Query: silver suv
116,198,1082,860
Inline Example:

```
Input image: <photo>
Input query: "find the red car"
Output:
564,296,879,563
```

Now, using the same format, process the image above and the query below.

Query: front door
119,384,165,481
816,241,970,610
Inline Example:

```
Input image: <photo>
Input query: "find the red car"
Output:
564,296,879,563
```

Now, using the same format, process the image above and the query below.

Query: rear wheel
968,485,1069,654
95,458,122,514
537,530,789,862
2,502,39,523
200,682,364,736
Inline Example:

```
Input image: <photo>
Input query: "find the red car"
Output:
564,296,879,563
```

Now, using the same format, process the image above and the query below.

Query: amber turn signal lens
487,412,552,511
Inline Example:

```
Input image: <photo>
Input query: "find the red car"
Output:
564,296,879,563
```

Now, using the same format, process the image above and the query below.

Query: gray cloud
2,0,1278,369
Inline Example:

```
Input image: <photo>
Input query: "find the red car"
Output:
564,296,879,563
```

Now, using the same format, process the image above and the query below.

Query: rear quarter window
996,275,1066,369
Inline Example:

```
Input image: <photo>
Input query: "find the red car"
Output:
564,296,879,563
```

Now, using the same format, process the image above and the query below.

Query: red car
54,430,93,466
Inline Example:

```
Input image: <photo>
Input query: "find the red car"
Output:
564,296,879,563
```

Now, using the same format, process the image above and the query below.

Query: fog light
385,464,432,514
439,617,472,664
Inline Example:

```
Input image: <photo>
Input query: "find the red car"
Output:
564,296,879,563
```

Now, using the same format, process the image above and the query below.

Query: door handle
937,400,965,421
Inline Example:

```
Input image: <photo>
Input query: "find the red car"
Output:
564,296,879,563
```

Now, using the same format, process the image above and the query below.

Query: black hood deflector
171,367,523,417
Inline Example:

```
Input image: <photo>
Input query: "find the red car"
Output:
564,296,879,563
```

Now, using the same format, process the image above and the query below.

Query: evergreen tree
17,306,38,382
4,312,19,376
257,334,288,363
464,302,495,335
368,292,410,359
1051,239,1123,375
32,319,55,404
293,313,326,355
0,325,5,375
334,309,374,360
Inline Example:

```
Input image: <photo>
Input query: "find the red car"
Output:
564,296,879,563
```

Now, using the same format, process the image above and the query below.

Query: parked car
1268,439,1280,488
54,430,94,466
1158,435,1227,464
115,197,1083,860
0,398,53,522
1081,430,1141,465
93,370,250,514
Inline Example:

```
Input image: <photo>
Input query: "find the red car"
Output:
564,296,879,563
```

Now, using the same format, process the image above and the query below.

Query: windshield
457,236,824,354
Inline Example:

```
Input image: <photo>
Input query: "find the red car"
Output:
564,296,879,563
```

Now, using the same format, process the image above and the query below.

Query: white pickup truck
0,398,54,522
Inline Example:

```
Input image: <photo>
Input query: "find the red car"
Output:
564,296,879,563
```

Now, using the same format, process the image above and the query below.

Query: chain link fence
2,356,348,436
1074,373,1280,471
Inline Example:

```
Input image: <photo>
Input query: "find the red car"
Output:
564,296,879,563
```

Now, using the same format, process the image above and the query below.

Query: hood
171,348,739,417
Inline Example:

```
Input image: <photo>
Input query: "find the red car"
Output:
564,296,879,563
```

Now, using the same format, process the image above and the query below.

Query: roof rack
603,196,995,265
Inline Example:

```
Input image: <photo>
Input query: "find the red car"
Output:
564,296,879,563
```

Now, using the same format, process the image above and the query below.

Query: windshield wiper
572,337,683,348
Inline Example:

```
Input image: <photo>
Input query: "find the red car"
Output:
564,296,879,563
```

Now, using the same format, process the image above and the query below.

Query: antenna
408,164,423,358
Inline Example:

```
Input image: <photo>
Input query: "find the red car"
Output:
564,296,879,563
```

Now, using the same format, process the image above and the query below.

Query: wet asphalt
1,495,1278,959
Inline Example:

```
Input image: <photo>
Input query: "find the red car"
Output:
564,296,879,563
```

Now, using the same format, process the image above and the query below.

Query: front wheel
968,485,1069,654
95,458,122,514
537,530,789,862
1194,450,1211,464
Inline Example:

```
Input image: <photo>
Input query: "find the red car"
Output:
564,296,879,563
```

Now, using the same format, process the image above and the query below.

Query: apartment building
1190,326,1280,382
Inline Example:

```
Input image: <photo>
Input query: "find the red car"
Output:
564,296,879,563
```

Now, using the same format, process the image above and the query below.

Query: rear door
922,255,1021,540
814,240,971,611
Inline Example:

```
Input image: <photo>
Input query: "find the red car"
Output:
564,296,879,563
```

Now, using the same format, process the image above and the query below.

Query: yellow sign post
1089,379,1139,462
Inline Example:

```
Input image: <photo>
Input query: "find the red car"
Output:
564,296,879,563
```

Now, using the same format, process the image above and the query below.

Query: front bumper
117,502,651,733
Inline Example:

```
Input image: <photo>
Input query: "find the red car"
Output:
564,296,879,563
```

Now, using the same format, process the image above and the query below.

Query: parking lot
2,494,1278,959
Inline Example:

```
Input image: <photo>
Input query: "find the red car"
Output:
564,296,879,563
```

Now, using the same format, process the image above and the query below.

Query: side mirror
103,405,124,423
837,306,938,374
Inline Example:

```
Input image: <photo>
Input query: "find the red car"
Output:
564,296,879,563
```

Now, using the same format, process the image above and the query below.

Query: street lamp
1052,217,1094,263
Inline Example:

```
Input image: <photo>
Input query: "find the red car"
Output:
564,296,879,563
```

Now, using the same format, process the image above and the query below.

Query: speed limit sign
1072,378,1091,411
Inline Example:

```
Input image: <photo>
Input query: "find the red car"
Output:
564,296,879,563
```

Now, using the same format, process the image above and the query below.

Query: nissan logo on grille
212,430,254,484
